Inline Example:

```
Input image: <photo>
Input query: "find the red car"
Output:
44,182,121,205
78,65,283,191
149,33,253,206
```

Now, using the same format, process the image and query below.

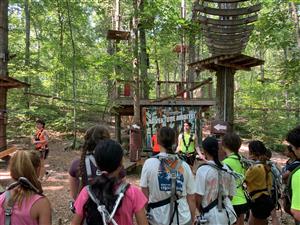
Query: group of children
0,123,300,225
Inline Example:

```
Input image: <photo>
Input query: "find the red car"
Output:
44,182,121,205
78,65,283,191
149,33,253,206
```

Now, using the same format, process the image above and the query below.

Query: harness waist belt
249,188,268,197
148,197,171,209
202,198,219,213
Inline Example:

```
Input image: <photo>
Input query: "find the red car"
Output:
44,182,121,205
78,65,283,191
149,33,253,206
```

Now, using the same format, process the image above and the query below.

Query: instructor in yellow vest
176,120,204,167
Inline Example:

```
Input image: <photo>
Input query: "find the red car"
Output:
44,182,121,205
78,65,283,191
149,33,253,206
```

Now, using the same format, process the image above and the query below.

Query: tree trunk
139,0,148,99
216,67,235,131
290,2,300,49
66,0,77,148
24,0,30,108
154,41,160,98
132,0,140,124
0,0,8,151
180,0,186,84
188,1,198,98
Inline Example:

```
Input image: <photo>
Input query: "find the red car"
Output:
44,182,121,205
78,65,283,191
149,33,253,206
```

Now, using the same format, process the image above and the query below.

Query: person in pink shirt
71,139,148,225
0,150,51,225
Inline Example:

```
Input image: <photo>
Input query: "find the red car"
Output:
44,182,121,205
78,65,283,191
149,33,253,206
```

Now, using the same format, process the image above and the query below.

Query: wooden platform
189,54,264,72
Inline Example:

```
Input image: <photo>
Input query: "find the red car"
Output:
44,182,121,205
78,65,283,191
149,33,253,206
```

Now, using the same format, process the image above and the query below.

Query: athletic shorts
38,148,49,160
233,203,249,216
250,194,275,219
179,153,196,166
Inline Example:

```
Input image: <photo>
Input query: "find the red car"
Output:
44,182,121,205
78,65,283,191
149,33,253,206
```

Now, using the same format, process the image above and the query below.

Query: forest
3,0,300,151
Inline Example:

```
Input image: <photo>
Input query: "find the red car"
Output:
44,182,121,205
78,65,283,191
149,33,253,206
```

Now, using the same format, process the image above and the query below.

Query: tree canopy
5,0,300,150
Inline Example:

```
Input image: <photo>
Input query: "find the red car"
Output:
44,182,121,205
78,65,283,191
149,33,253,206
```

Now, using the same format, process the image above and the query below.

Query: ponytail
84,175,119,225
211,147,223,169
202,137,223,169
9,150,42,207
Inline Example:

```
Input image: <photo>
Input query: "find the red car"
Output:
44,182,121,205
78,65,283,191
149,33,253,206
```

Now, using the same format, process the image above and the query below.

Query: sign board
143,106,199,150
211,120,228,135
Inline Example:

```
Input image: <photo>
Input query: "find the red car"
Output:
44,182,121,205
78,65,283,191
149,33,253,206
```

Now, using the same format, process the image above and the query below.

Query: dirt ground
0,132,297,225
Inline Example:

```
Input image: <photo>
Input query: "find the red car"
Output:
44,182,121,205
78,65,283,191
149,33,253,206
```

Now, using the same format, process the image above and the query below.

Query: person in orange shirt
31,119,49,180
151,124,160,156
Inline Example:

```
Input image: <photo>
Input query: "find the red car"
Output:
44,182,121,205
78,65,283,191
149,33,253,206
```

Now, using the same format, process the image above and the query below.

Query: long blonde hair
9,150,43,206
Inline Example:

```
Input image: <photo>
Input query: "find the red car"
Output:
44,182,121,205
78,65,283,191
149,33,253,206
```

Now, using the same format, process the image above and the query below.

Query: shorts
233,203,249,216
152,151,159,157
179,152,196,166
250,194,275,219
38,148,49,160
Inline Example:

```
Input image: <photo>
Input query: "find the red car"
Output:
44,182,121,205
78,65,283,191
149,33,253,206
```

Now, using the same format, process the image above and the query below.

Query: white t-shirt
140,152,195,225
195,161,237,225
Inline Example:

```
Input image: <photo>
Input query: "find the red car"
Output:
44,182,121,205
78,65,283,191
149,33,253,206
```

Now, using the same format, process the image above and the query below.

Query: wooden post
216,67,235,131
0,0,8,152
115,114,121,144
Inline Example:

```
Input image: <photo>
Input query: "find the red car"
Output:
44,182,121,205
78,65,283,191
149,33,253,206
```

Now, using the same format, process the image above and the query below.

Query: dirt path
0,135,296,225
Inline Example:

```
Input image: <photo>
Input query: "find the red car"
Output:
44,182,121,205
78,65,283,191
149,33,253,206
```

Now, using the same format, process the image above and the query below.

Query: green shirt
291,168,300,210
180,133,195,153
223,153,247,205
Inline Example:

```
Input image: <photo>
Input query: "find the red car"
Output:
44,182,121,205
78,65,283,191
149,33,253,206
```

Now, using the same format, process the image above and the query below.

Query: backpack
197,163,237,225
270,163,282,210
283,164,300,215
83,153,101,185
85,182,130,225
147,154,183,225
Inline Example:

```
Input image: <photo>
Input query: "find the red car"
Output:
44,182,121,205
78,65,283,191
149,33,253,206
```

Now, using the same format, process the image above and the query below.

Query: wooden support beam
205,35,249,43
152,78,213,103
157,80,208,84
194,4,261,16
0,146,16,159
198,14,258,26
202,24,254,34
216,63,251,71
202,0,248,2
24,92,106,106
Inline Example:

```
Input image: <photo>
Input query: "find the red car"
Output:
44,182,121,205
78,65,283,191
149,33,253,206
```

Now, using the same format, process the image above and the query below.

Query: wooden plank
206,42,246,49
189,54,237,67
203,29,252,36
205,35,249,43
153,78,213,103
194,4,262,16
216,62,251,71
203,0,249,2
157,80,208,84
115,98,216,107
107,29,130,40
202,24,254,34
198,14,258,26
206,37,249,47
204,33,250,42
0,146,16,159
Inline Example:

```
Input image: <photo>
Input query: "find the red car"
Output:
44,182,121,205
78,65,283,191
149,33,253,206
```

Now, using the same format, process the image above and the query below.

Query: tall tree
24,0,30,107
0,0,8,151
66,0,77,148
139,0,149,99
